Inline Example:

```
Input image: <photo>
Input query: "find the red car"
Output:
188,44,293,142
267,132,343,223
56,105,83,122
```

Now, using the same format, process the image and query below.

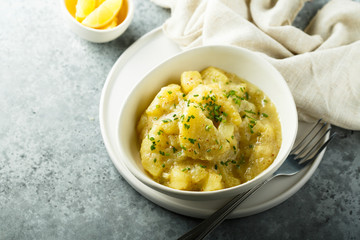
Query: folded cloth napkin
151,0,360,130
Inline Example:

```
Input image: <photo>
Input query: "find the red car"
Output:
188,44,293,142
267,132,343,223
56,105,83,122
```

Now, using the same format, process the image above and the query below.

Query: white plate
99,27,328,219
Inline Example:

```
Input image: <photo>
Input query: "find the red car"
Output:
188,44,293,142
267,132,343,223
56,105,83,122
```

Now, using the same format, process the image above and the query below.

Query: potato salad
137,67,281,191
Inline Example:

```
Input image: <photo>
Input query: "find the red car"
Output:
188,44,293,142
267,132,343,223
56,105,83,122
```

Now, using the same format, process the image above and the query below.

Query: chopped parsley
245,92,249,100
162,119,172,123
199,94,226,123
187,115,195,122
220,160,231,166
245,109,256,115
150,141,156,151
225,90,236,98
248,124,254,134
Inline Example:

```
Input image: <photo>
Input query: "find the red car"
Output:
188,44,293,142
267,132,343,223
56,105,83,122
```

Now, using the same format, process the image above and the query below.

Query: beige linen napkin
151,0,360,130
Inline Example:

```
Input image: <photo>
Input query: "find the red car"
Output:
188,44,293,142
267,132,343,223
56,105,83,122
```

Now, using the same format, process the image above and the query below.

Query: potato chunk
187,84,242,127
181,71,203,94
201,67,229,85
179,105,231,161
169,166,191,190
202,173,224,191
140,123,182,178
191,164,209,184
146,84,183,117
140,138,165,178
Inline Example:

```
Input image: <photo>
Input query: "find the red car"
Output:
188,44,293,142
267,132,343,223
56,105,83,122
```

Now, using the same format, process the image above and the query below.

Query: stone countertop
0,0,359,239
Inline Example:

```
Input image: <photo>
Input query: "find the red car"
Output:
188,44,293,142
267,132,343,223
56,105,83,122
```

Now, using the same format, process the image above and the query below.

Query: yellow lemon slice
75,0,96,22
81,0,123,29
96,0,106,7
100,17,118,30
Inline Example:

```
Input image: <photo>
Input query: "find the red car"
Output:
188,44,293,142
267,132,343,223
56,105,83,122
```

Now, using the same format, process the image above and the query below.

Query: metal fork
179,120,336,240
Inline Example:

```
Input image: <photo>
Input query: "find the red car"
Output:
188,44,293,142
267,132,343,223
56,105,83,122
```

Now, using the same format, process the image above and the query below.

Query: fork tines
291,119,336,163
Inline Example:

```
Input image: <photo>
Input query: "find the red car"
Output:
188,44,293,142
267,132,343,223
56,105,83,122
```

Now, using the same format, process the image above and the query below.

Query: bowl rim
116,44,298,198
60,0,134,33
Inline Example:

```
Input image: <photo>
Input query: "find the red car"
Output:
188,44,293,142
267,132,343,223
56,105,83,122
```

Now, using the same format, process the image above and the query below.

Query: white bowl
117,45,298,201
60,0,134,43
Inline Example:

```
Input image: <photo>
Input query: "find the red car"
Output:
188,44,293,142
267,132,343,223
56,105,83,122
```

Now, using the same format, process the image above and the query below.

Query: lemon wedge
100,17,118,29
75,0,96,22
96,0,106,6
81,0,123,29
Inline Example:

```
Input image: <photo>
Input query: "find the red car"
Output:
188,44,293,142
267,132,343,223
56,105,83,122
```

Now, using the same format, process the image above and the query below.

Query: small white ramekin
60,0,134,43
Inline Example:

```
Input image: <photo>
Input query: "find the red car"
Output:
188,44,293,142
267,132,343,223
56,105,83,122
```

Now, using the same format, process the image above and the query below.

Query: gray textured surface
0,0,359,239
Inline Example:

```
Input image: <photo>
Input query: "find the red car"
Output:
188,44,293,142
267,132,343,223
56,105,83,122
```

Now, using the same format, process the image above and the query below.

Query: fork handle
178,178,272,240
